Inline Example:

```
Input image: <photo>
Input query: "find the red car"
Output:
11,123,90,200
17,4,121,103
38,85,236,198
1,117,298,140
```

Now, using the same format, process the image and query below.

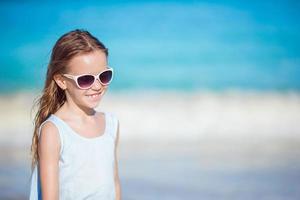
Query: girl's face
60,50,109,109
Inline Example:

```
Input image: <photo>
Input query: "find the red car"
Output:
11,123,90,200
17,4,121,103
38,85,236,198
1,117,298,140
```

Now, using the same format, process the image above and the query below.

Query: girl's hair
30,29,108,169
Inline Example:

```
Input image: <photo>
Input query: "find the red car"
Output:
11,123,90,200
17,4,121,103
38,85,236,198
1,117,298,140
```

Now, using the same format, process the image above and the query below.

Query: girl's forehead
67,50,107,74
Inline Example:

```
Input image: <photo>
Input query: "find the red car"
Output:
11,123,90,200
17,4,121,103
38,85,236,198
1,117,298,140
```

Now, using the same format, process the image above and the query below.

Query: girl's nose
92,78,102,90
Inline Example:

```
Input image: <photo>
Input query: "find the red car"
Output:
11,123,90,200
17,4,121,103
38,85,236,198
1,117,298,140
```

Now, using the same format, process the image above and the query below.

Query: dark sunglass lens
77,75,95,88
99,70,113,84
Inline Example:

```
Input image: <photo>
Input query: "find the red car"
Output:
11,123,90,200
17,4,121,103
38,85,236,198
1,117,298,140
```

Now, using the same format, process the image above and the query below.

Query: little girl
29,29,121,200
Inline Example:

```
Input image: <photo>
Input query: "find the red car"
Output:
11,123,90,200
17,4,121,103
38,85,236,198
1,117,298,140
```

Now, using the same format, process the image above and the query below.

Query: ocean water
0,0,300,93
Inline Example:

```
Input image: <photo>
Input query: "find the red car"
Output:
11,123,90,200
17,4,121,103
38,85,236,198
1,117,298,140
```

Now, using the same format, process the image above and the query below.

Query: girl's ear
53,74,67,90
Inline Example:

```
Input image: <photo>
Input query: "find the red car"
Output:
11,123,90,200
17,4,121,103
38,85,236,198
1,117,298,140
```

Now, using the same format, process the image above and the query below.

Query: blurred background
1,0,300,199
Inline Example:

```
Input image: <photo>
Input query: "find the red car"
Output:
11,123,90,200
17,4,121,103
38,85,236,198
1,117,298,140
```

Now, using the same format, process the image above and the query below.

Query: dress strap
105,112,119,141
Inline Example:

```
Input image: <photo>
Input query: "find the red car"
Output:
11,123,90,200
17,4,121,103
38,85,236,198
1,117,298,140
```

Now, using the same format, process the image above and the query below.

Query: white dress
29,111,119,200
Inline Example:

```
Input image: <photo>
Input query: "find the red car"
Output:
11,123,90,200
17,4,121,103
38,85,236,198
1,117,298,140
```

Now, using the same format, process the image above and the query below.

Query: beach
1,0,299,199
0,90,300,199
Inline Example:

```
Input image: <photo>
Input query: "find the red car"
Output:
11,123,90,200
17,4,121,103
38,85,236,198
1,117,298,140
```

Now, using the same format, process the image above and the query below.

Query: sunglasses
62,67,113,89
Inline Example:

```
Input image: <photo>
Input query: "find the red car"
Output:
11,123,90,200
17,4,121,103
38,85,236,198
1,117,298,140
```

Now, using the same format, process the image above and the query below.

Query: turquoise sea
0,0,300,93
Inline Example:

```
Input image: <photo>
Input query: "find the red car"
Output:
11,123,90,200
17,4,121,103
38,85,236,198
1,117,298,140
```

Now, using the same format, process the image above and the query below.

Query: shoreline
0,89,299,144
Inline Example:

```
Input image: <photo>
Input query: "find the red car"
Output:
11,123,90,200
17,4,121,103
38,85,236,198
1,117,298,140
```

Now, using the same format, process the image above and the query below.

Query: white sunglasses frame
62,67,114,89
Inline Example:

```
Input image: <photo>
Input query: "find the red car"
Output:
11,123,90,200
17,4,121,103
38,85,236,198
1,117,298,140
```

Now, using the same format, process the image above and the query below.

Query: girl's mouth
87,91,104,99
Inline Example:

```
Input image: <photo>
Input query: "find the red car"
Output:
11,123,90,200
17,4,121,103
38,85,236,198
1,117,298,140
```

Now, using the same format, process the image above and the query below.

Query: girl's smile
86,90,105,101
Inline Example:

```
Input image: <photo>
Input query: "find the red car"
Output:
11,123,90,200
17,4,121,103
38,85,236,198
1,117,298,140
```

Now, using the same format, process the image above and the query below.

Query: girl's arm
114,121,122,200
38,122,60,200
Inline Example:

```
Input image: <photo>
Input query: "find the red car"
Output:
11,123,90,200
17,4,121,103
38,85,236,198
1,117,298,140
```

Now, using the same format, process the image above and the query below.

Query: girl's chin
82,101,101,110
86,98,101,107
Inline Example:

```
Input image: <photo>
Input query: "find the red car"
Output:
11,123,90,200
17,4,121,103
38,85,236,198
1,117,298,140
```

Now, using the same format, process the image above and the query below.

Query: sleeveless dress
29,111,119,200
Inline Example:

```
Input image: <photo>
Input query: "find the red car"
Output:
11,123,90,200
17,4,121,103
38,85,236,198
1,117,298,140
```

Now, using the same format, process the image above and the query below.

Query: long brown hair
30,29,108,169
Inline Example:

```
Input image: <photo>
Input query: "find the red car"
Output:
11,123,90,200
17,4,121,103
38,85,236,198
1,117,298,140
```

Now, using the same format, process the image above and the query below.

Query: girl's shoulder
38,114,64,152
38,118,62,155
38,115,58,137
39,119,59,137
